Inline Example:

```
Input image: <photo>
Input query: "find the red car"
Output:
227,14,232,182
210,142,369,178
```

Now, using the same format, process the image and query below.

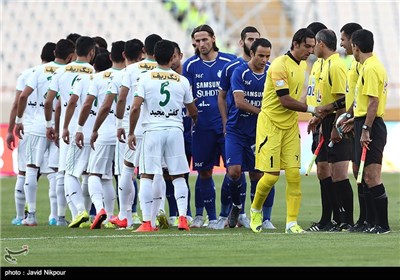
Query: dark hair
316,29,337,51
93,36,108,50
94,52,112,72
110,41,125,63
66,33,81,43
154,39,175,65
41,42,56,62
306,22,327,35
291,28,316,50
54,39,75,60
351,29,374,53
340,23,363,39
75,36,96,57
172,41,182,54
193,24,219,55
124,38,144,61
144,34,162,56
250,38,272,53
240,26,260,41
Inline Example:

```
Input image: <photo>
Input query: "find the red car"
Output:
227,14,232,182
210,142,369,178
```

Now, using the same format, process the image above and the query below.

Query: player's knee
285,168,300,183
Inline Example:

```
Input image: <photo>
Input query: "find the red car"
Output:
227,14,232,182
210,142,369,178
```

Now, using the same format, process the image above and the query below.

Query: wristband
46,120,52,128
76,125,83,133
15,116,23,124
116,118,123,129
306,105,315,114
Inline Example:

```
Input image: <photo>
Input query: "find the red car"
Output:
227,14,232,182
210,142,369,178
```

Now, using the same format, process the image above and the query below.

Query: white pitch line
0,232,247,241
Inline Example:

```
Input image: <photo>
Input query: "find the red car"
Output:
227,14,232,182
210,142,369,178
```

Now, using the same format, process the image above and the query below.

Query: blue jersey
219,57,247,117
182,52,236,130
227,62,269,137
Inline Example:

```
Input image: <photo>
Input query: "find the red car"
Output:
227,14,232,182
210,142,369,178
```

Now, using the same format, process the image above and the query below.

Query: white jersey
121,58,157,136
48,61,94,136
26,61,63,137
16,67,36,133
88,67,123,145
135,67,193,132
70,73,96,144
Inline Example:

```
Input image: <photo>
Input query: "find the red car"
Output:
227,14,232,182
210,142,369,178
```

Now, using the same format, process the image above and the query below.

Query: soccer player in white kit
93,39,145,229
8,42,58,225
44,36,96,225
14,40,76,226
127,39,198,232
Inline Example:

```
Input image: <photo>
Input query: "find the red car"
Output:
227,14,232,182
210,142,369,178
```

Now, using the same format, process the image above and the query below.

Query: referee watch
345,113,352,119
362,124,371,132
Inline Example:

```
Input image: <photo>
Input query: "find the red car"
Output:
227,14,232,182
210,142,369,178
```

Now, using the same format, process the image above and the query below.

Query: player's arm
218,89,228,133
185,101,198,125
90,93,115,149
233,91,261,115
127,95,143,150
360,95,379,148
116,85,129,142
6,90,21,150
44,89,58,141
14,86,34,139
62,94,79,144
278,89,318,115
75,94,95,149
52,99,61,146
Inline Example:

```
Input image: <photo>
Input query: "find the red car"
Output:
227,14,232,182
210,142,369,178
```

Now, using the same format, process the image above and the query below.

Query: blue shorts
225,131,256,172
192,128,225,170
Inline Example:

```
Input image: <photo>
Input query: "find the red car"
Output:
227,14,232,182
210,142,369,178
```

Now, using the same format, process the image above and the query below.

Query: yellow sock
251,173,279,211
285,168,301,224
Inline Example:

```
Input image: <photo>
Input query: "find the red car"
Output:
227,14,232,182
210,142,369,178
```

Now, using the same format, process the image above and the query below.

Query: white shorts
26,135,58,170
139,128,189,176
58,139,68,172
17,134,28,172
87,143,115,179
124,137,142,167
114,140,125,175
65,143,90,178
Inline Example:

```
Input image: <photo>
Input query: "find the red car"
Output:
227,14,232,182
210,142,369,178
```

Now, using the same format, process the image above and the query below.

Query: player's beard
243,44,251,57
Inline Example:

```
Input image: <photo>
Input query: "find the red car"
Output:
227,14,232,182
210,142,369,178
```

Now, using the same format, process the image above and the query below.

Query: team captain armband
333,97,346,110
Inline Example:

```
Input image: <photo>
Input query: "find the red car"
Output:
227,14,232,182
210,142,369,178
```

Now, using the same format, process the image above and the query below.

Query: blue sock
132,179,138,213
201,177,217,221
239,173,247,214
227,175,242,206
185,173,192,217
166,179,177,216
219,174,231,217
195,176,204,216
262,186,275,221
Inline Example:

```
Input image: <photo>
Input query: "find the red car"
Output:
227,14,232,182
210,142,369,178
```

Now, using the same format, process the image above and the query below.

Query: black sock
329,182,341,224
363,184,376,225
319,177,332,225
357,183,366,223
336,179,354,225
369,183,389,229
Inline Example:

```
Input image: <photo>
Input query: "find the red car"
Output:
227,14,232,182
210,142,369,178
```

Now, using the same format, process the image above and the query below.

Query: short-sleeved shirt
354,55,388,118
260,51,307,129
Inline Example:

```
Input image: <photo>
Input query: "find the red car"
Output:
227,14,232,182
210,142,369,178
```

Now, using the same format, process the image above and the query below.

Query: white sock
102,178,115,220
81,174,91,212
139,178,153,222
47,172,58,219
56,172,69,217
118,165,135,220
88,175,104,213
64,174,86,213
14,174,26,219
153,174,166,212
151,175,164,227
173,177,188,217
24,166,38,213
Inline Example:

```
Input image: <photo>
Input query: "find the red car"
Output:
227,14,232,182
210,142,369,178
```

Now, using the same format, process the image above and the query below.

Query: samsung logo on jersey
196,89,219,98
196,81,220,88
246,91,263,97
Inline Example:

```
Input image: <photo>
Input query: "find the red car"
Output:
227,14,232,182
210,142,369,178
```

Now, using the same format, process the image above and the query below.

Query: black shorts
354,117,387,166
318,113,353,163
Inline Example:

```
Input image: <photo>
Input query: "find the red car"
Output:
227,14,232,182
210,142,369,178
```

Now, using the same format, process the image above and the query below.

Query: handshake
307,96,346,119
